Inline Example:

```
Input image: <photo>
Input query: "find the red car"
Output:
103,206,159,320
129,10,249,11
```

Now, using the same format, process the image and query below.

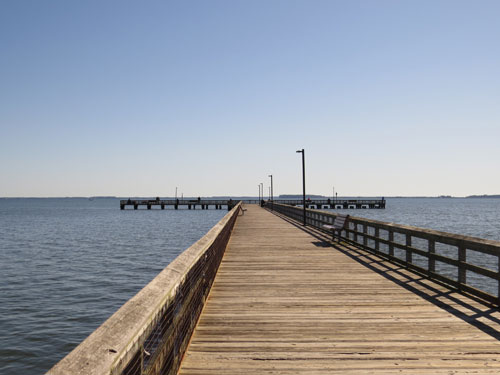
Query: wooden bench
322,214,349,241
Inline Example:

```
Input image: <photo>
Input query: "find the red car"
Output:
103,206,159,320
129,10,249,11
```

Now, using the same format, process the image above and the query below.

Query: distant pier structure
120,198,385,210
120,198,245,210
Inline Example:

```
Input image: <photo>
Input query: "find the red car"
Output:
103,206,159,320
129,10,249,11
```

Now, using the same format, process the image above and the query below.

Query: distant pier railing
48,203,242,375
269,202,500,306
272,198,385,209
120,199,246,210
120,198,385,210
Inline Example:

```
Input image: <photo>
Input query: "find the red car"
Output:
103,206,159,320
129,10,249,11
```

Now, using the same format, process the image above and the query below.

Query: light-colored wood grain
178,205,500,374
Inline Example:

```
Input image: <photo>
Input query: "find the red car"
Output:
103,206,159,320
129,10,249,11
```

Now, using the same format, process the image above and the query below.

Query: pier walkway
179,205,500,374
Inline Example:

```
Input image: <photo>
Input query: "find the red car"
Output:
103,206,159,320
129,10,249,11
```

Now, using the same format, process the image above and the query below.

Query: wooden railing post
428,239,435,275
374,227,380,252
458,244,466,290
363,224,368,247
140,343,145,374
389,230,394,257
406,234,412,265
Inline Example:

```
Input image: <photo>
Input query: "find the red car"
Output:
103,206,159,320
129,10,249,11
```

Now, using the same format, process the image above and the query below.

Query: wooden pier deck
178,205,500,374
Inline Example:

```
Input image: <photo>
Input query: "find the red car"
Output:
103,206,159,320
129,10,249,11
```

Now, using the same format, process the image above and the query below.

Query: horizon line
1,194,499,199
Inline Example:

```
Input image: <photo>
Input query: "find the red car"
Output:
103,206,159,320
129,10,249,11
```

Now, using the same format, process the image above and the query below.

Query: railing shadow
269,209,500,342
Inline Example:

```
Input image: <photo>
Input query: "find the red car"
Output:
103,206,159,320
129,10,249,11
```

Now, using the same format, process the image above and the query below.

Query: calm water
1,197,499,374
0,198,226,375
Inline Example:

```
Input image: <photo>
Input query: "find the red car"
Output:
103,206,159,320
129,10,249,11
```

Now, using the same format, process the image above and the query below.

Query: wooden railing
47,203,242,375
268,202,500,306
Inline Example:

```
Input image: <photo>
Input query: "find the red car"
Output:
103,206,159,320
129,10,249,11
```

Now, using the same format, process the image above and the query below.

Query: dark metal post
268,174,273,210
260,183,263,207
296,149,306,226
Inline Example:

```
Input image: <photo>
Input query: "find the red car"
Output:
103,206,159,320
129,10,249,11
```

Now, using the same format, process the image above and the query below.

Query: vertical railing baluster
428,239,435,275
375,227,380,252
406,234,412,265
389,230,394,257
458,244,466,291
363,224,368,247
140,343,145,375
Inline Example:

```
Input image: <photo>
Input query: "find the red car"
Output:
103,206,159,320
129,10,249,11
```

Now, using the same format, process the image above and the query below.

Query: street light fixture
296,149,306,226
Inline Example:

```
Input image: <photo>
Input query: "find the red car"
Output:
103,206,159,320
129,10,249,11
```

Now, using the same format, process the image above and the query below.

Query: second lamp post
296,149,306,226
268,174,273,210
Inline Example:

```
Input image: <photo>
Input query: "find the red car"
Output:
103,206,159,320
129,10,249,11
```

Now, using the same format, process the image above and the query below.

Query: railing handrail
345,216,500,254
267,202,500,306
47,202,242,375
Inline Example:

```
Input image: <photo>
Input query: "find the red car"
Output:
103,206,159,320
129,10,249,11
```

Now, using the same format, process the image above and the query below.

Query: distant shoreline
466,194,500,199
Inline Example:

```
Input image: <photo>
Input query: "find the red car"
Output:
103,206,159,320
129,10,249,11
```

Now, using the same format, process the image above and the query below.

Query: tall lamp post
268,174,273,210
296,149,306,226
258,184,261,203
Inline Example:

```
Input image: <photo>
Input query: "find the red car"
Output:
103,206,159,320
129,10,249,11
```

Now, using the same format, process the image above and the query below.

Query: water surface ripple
0,198,225,374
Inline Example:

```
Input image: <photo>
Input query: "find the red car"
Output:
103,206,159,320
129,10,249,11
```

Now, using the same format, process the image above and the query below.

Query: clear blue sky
1,1,499,197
